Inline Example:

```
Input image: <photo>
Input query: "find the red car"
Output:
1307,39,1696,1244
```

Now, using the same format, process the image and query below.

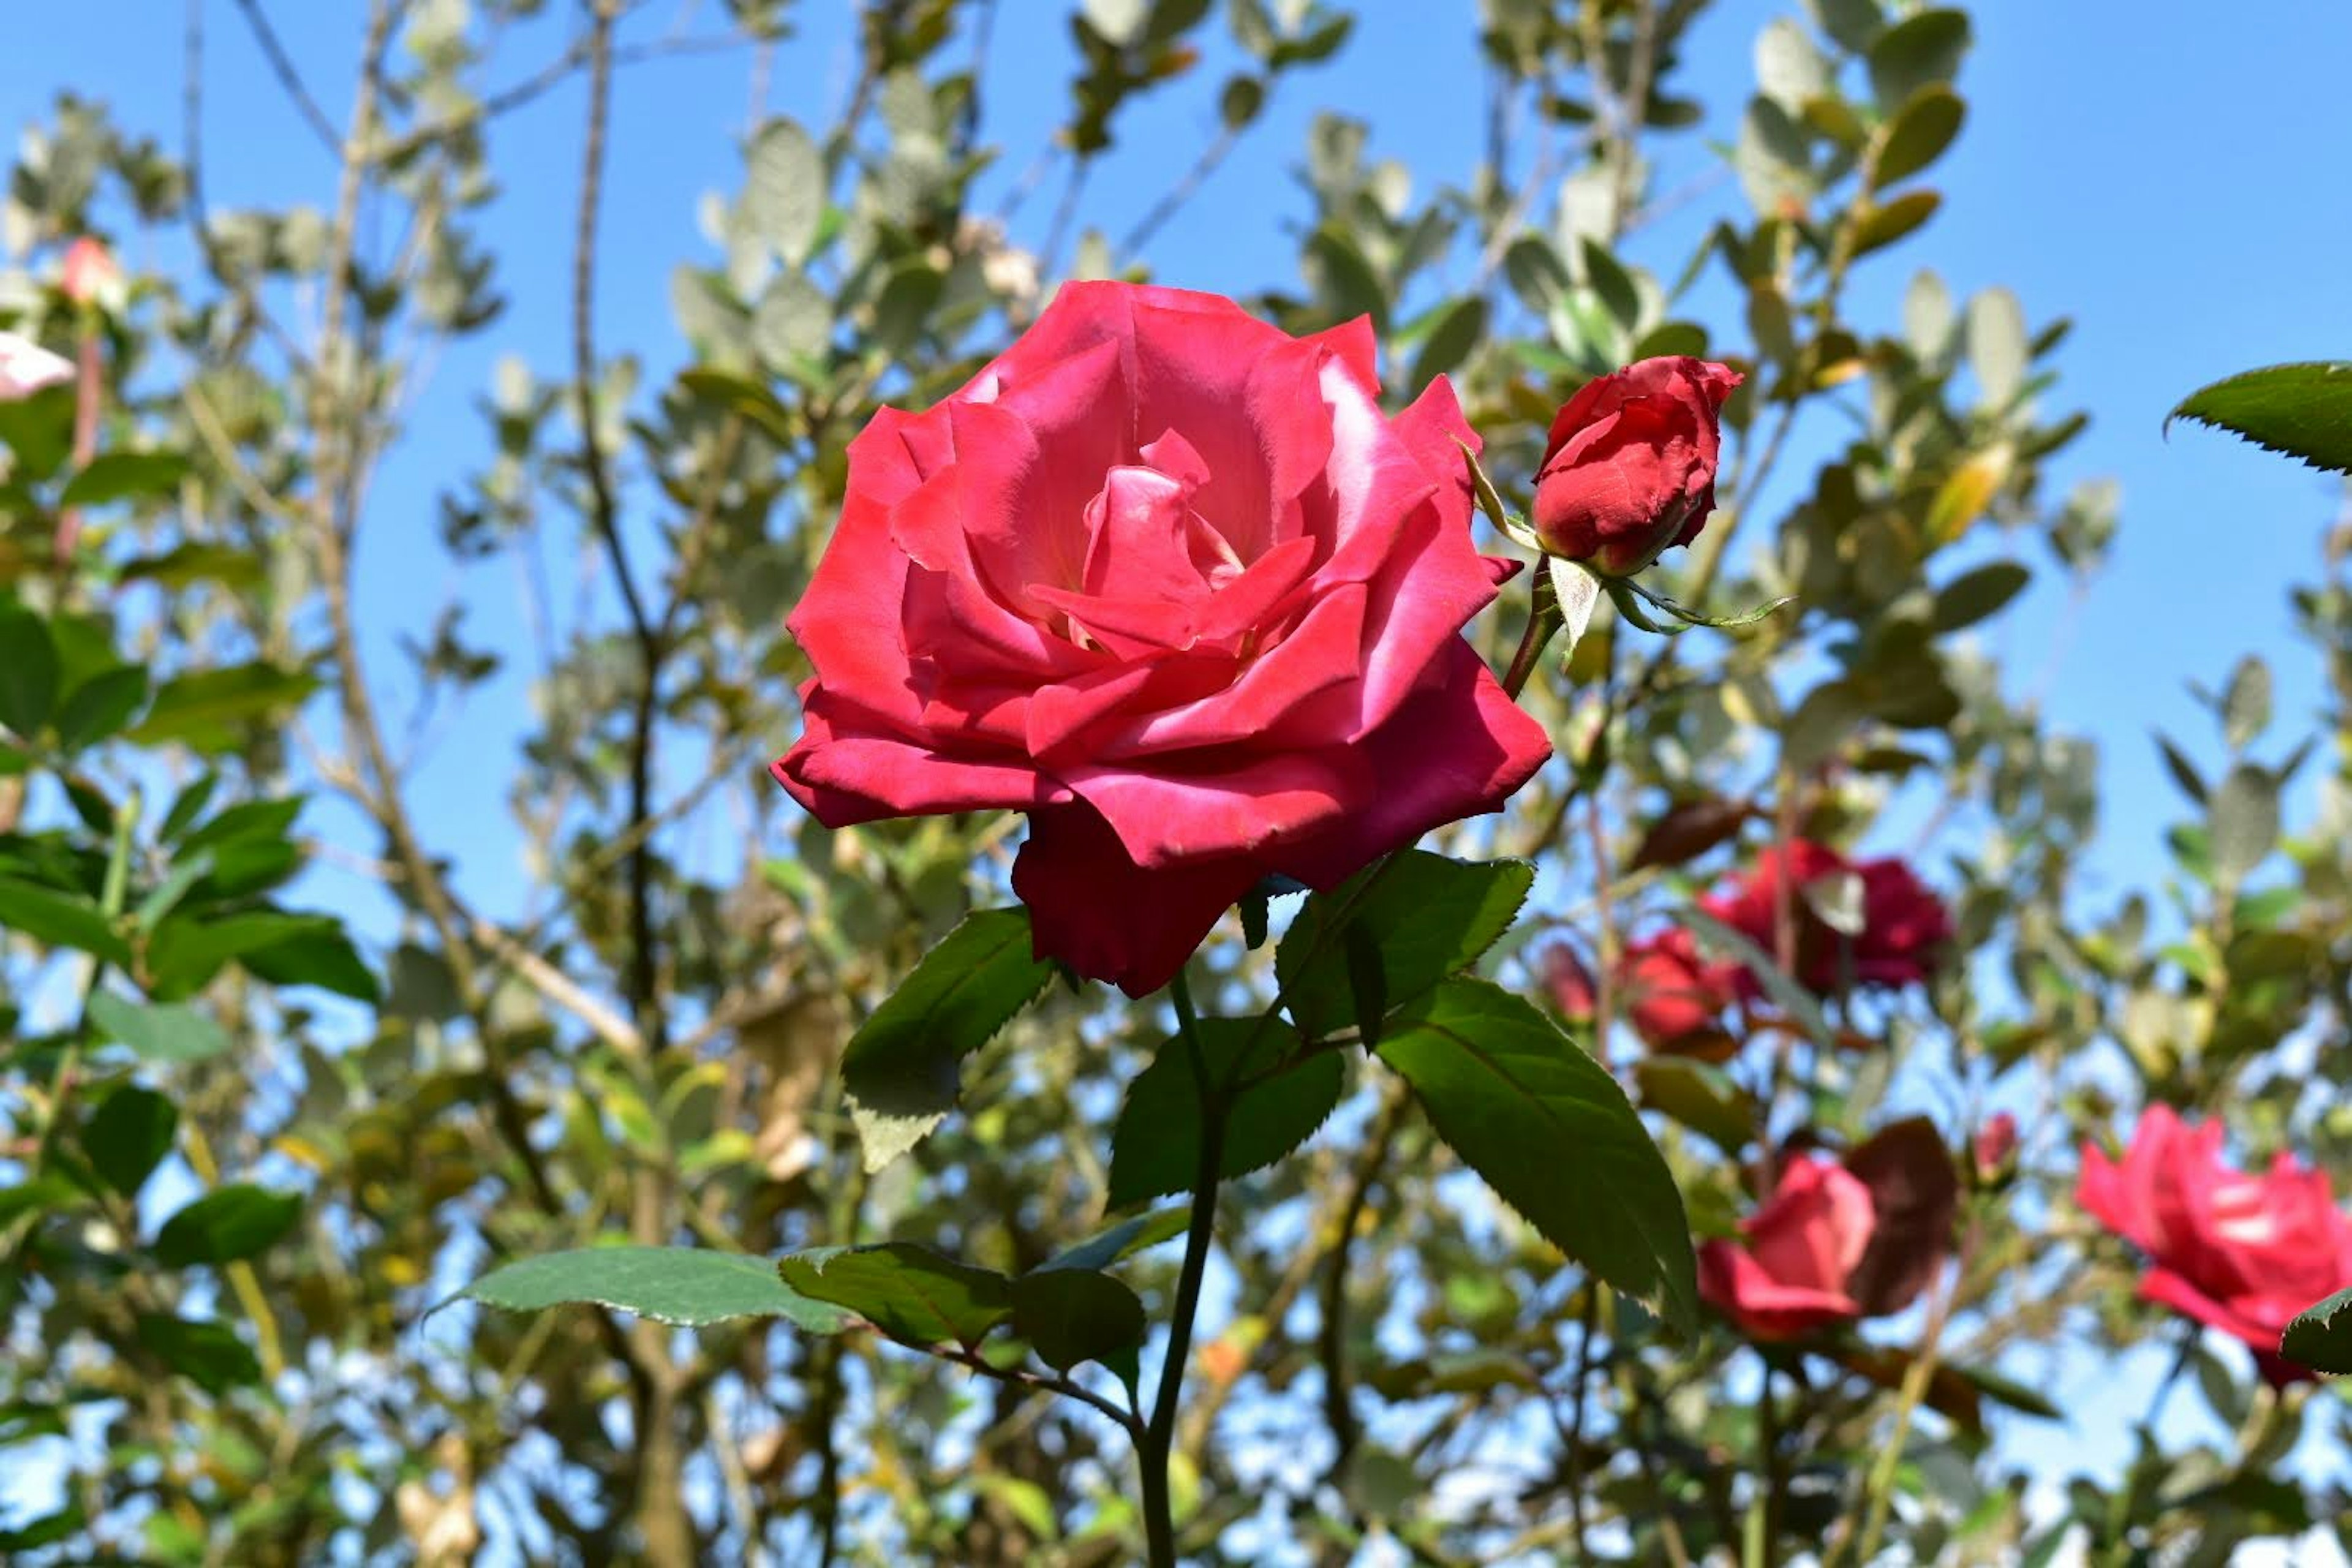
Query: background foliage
2,1,2350,1564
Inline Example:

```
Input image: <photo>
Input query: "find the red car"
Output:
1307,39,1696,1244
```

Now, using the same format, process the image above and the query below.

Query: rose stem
1140,965,1226,1568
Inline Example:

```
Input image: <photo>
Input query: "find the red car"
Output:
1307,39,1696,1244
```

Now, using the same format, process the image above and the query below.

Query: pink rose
1704,840,1950,998
774,282,1551,996
1531,356,1742,576
1699,1154,1875,1340
2078,1106,2352,1384
0,330,73,402
1701,1121,1958,1341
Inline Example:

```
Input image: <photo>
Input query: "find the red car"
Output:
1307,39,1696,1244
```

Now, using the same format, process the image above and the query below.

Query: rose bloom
1616,927,1738,1057
1705,840,1950,998
775,282,1551,995
2078,1106,2352,1383
1531,355,1741,576
1698,1153,1875,1340
0,330,73,402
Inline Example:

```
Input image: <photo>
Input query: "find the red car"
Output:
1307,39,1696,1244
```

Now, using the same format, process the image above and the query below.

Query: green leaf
1866,8,1969,109
2207,763,2280,888
1804,0,1883,53
742,118,826,267
0,606,59,737
778,1243,1012,1348
1277,851,1534,1040
52,664,149,749
462,1246,851,1330
59,450,191,508
80,1085,179,1198
1106,1019,1343,1207
1929,560,2030,633
0,877,130,967
1408,295,1487,387
1754,17,1830,111
1633,1057,1755,1155
1872,85,1964,189
86,990,233,1063
236,918,379,1001
0,1175,79,1229
1852,190,1940,257
840,907,1057,1172
130,663,320,754
1011,1268,1147,1374
752,270,832,369
134,1313,262,1395
2281,1286,2352,1374
1305,224,1389,334
1966,287,2027,408
152,1185,302,1267
2222,656,2272,750
1374,979,1697,1331
2167,362,2352,477
1035,1207,1189,1275
148,911,375,1001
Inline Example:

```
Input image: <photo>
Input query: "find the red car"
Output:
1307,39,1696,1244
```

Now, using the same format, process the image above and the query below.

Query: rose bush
2078,1106,2352,1382
1530,355,1741,575
775,281,1551,995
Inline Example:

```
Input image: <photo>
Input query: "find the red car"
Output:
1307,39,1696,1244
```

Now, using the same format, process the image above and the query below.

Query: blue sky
7,0,2352,1551
9,2,2348,916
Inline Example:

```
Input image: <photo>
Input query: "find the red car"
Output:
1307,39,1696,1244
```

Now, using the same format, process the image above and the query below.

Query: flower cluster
1612,839,1951,1055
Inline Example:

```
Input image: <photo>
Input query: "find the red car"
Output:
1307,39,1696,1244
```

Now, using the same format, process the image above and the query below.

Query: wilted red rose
2078,1106,2352,1384
1704,840,1950,998
61,238,121,309
775,282,1551,996
1617,928,1738,1057
1530,356,1741,576
1698,1153,1875,1340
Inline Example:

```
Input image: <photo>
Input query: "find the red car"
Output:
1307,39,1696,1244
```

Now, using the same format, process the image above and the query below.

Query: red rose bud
1617,928,1739,1058
2078,1106,2352,1384
1531,356,1742,576
61,238,122,311
1540,941,1597,1021
1973,1111,2019,1183
774,282,1551,997
1698,1153,1875,1341
1702,840,1950,1000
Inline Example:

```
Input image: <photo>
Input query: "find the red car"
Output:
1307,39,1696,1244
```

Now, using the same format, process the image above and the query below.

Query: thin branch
1118,123,1242,263
230,0,342,154
568,0,666,1054
935,1343,1142,1438
375,26,748,163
